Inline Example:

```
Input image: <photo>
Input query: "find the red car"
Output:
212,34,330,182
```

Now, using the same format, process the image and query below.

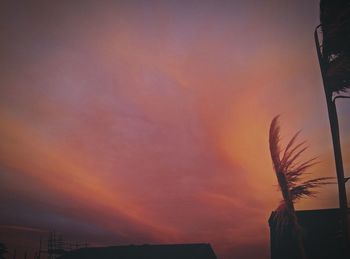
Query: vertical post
314,27,349,245
326,89,349,240
38,236,42,259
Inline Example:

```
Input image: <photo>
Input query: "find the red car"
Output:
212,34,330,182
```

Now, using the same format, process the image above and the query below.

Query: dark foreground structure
57,243,217,259
269,208,350,259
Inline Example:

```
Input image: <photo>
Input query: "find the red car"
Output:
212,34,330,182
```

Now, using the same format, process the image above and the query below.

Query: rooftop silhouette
57,243,217,259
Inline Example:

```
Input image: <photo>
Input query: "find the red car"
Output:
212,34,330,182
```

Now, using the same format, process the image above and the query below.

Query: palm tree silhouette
315,0,350,244
269,116,333,259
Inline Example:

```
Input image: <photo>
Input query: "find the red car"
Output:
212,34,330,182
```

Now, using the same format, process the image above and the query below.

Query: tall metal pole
314,26,349,244
38,236,42,259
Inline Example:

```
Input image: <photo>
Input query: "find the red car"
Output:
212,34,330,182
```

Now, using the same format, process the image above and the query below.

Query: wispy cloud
0,225,48,233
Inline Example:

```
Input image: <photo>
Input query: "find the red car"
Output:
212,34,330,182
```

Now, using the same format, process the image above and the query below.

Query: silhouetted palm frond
269,116,334,258
269,116,333,254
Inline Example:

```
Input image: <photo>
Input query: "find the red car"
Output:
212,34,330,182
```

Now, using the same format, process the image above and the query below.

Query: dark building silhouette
57,243,217,259
269,208,350,259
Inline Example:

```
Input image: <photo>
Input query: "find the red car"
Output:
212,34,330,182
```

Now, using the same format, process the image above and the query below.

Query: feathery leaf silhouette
269,116,334,259
269,116,333,209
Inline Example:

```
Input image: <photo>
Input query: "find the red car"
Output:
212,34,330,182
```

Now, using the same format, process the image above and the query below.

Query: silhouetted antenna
38,236,42,259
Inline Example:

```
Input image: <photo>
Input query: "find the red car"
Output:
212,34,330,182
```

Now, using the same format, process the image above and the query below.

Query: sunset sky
0,1,349,259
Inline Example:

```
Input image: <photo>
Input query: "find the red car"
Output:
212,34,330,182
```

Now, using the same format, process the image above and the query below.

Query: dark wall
269,209,349,259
